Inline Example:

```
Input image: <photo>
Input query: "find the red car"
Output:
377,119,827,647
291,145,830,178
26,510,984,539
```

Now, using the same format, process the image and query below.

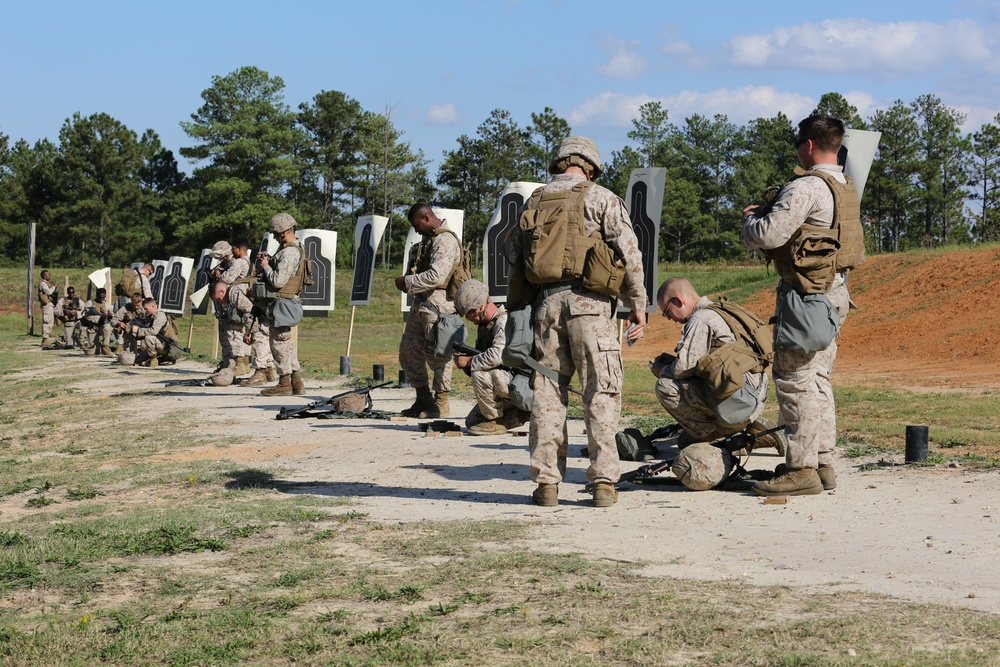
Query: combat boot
752,468,822,496
817,464,837,490
234,356,251,377
401,386,436,418
434,391,450,418
265,367,278,382
41,338,52,348
531,483,558,507
241,369,269,386
101,345,113,356
146,357,159,368
774,463,837,491
260,374,292,397
746,419,787,456
468,419,507,436
591,482,618,508
290,370,306,396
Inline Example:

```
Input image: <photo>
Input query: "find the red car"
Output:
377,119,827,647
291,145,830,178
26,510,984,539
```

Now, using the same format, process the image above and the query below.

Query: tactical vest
248,242,311,304
764,167,865,294
62,298,82,321
694,299,773,400
38,282,53,306
518,181,625,296
412,227,469,299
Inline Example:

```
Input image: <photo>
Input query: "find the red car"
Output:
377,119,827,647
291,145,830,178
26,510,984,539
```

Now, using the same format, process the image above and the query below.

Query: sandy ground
41,350,1000,618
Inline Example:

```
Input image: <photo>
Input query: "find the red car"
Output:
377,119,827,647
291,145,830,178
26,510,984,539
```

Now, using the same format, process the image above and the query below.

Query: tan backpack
518,182,625,297
694,299,773,399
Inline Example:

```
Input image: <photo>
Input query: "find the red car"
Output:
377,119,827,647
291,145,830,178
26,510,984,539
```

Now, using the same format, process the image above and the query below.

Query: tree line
1,65,998,270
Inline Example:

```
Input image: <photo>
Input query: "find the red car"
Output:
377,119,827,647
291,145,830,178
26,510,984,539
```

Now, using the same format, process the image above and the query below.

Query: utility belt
538,279,582,300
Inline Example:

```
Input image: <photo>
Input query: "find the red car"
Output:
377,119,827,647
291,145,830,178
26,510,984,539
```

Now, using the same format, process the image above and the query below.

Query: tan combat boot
234,356,250,377
752,468,822,496
773,463,836,491
266,367,278,382
241,369,270,386
434,391,450,418
531,483,558,507
260,374,292,397
591,482,618,508
401,386,436,418
101,345,113,356
147,357,159,368
467,418,507,436
290,370,305,396
41,338,51,348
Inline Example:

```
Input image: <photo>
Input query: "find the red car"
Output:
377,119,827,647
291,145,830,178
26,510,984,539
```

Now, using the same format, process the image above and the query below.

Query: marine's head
549,135,603,179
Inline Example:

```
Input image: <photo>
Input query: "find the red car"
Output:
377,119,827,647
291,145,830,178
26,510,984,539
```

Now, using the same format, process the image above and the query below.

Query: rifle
619,423,786,484
276,381,393,420
452,341,581,395
452,342,531,378
155,332,186,362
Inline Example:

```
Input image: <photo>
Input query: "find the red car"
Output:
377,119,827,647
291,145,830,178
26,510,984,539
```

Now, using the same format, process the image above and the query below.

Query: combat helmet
671,442,733,491
453,279,489,316
269,213,297,234
549,135,603,178
210,240,232,260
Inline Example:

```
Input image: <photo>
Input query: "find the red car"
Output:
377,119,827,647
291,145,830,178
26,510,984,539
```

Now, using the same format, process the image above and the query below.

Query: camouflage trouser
250,319,272,369
471,367,513,421
529,289,622,486
141,335,167,358
268,320,299,376
773,282,851,470
398,303,453,393
655,374,767,442
225,323,249,359
84,322,114,350
41,304,54,339
63,320,81,344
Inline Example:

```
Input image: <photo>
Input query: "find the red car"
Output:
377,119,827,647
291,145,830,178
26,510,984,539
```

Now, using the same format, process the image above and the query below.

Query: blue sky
3,0,1000,177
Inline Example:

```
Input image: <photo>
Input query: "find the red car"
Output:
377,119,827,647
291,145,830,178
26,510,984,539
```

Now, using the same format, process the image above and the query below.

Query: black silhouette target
350,222,375,304
628,181,658,308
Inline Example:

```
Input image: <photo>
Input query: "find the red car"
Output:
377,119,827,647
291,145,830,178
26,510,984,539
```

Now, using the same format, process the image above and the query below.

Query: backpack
116,268,139,297
431,228,472,299
518,181,625,297
694,298,774,400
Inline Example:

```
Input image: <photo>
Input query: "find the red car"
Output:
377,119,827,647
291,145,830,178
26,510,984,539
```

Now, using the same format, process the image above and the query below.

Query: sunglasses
794,136,810,149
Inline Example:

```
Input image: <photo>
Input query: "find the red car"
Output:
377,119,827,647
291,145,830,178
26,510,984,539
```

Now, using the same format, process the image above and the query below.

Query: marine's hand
625,310,646,342
742,204,762,218
453,354,472,370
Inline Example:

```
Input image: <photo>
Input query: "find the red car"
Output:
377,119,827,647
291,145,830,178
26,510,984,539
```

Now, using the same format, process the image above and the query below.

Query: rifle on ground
452,342,581,395
619,423,786,484
276,381,393,420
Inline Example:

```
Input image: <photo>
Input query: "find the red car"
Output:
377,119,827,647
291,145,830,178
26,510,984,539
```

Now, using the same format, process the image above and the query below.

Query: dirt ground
31,360,1000,619
12,249,1000,617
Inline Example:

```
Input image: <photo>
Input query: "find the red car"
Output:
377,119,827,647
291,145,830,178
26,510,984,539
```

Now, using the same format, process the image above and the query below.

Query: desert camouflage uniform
741,164,853,471
259,242,302,376
398,223,461,393
134,310,169,359
111,303,146,352
469,305,513,422
512,173,647,486
655,296,768,441
38,279,57,340
134,273,154,300
231,283,272,370
214,257,251,361
54,296,84,345
83,298,114,351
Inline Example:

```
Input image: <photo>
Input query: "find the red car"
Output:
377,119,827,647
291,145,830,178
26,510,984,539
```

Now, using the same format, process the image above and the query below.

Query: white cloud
426,103,461,125
567,91,656,128
594,34,648,80
568,86,815,129
727,19,1000,75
